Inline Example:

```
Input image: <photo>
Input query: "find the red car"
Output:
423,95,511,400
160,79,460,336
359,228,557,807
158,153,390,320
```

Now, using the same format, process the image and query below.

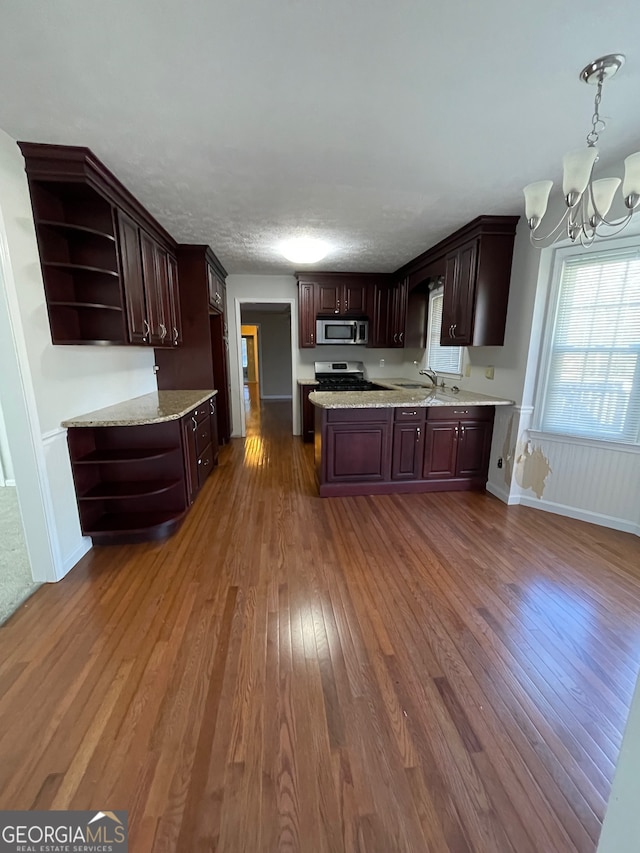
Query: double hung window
537,247,640,445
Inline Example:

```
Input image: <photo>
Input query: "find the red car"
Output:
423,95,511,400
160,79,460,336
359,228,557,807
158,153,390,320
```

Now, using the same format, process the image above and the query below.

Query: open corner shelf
49,301,123,312
43,261,120,277
79,479,182,500
83,510,188,545
36,219,117,242
74,447,179,465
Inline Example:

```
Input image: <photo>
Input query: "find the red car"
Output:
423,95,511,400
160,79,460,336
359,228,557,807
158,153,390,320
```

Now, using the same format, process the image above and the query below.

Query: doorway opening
238,304,293,438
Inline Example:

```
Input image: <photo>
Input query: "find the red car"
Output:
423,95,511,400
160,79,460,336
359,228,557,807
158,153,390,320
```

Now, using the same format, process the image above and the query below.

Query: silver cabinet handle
191,416,197,432
416,426,421,441
210,399,215,415
460,425,465,433
159,323,167,340
405,411,417,416
399,331,404,343
173,326,179,344
393,332,398,343
142,318,150,342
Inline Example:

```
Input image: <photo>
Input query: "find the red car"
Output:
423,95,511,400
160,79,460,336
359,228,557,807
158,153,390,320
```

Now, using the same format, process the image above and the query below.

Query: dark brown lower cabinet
300,383,316,443
322,409,392,484
423,406,494,484
392,409,426,480
67,396,218,545
315,404,494,497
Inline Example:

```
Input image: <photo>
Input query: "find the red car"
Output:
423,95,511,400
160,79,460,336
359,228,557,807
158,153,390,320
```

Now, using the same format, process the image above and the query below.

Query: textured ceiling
0,0,639,274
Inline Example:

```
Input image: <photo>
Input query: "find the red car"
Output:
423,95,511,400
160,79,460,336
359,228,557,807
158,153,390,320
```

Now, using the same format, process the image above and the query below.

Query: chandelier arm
528,207,572,244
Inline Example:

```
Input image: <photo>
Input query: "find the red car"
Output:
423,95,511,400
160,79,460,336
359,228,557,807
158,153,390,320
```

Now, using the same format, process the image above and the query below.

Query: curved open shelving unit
43,261,120,277
79,480,182,500
74,447,179,465
49,301,123,312
83,510,188,545
36,219,116,241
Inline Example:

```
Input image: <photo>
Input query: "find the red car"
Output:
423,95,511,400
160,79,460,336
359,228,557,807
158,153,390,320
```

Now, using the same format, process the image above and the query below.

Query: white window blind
426,289,463,375
539,248,640,444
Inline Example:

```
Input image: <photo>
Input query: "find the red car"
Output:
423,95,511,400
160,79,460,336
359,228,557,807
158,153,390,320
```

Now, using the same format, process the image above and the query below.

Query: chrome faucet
418,367,438,387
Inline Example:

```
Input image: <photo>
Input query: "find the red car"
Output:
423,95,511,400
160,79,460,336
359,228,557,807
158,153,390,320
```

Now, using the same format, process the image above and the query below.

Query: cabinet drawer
394,407,426,423
195,416,212,456
192,405,209,423
327,408,392,424
197,443,214,487
426,405,494,421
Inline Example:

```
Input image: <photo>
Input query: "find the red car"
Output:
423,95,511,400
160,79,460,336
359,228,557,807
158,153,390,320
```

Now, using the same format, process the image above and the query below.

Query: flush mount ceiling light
523,54,640,248
280,237,330,264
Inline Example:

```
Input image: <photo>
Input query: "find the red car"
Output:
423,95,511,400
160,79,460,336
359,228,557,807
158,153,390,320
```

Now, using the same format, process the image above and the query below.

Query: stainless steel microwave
316,318,369,345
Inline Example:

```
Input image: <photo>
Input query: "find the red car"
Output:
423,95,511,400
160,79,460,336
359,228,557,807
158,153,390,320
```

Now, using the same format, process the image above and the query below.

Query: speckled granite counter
62,390,217,428
298,378,319,386
309,381,513,409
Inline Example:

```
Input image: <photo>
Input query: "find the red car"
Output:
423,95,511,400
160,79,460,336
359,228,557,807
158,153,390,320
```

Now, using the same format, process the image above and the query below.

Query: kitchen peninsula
311,381,513,497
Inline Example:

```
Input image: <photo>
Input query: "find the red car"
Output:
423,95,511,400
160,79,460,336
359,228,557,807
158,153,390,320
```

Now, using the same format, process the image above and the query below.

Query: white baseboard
518,495,640,536
486,481,520,505
58,537,92,580
260,394,293,400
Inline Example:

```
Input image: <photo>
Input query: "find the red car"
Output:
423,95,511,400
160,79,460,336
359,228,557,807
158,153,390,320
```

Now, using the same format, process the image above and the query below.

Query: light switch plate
485,366,495,380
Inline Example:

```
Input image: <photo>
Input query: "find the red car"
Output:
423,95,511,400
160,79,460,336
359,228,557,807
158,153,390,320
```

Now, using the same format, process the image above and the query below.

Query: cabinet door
423,421,458,479
391,279,408,347
154,243,172,347
326,422,392,482
392,422,425,480
343,283,367,315
208,396,219,465
456,419,492,478
118,211,148,344
316,284,340,314
140,230,163,345
181,413,199,505
300,384,316,442
167,253,182,346
369,281,393,348
442,240,477,346
298,282,316,347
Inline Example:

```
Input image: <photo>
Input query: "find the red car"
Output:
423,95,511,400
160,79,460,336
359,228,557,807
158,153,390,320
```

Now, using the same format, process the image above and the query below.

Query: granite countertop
309,378,514,409
62,390,217,428
297,378,319,386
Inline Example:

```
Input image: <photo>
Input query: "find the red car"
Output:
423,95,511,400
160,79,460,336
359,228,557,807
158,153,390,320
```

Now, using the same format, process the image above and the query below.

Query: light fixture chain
586,75,606,147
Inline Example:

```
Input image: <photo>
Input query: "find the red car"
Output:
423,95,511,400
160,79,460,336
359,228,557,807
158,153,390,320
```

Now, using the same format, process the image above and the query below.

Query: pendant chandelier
523,54,640,248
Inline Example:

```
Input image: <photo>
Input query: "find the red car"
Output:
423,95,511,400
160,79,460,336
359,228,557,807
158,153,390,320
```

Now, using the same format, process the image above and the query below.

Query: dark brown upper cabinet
315,278,368,316
19,142,182,347
398,215,519,348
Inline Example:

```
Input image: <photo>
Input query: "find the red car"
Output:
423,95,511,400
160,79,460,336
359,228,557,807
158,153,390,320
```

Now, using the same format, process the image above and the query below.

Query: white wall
226,275,299,436
241,310,293,398
0,128,157,580
0,396,14,484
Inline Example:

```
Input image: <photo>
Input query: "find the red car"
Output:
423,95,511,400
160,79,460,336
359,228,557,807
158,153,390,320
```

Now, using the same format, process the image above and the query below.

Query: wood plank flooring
1,399,640,852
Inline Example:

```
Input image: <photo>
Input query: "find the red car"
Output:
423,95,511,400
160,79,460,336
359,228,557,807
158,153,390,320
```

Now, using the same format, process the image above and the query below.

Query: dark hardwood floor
1,399,640,852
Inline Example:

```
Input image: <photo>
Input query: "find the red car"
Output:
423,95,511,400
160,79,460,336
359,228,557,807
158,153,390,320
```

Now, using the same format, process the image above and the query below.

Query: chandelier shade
524,54,640,247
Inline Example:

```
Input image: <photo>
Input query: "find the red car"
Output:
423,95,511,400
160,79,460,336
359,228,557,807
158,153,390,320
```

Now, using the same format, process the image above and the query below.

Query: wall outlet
464,363,471,378
379,359,385,367
485,366,495,380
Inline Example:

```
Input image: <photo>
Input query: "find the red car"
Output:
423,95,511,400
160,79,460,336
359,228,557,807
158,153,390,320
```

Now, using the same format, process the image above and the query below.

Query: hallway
0,417,639,852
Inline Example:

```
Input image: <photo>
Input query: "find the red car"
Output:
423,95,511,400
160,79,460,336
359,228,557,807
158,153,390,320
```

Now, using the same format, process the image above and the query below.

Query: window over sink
425,286,463,377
